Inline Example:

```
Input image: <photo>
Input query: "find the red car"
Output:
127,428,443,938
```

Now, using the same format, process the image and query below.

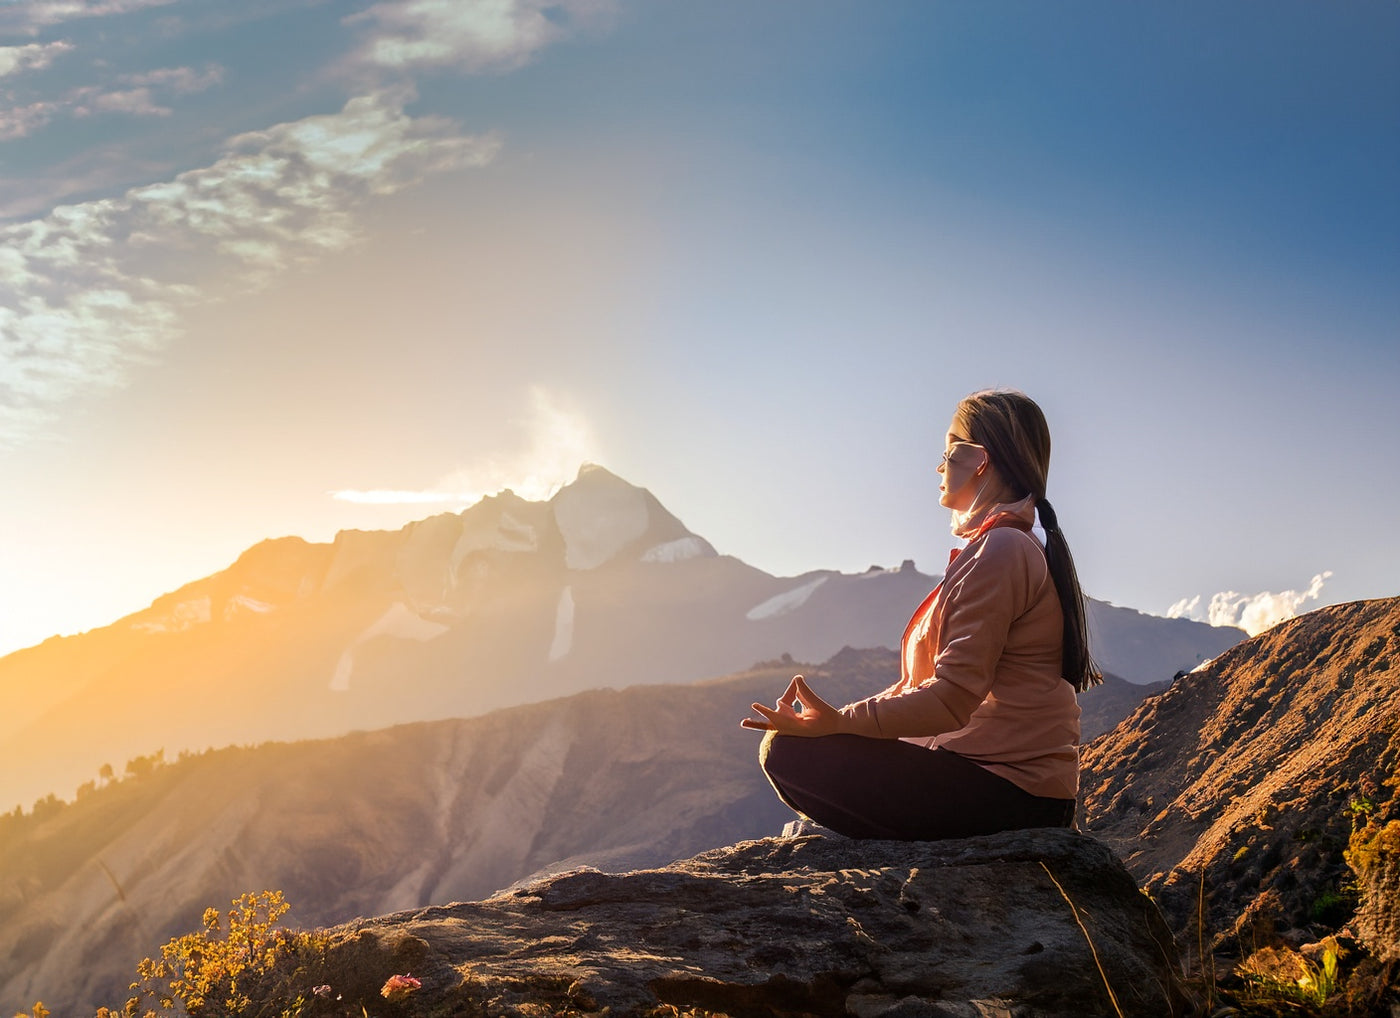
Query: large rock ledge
306,828,1188,1018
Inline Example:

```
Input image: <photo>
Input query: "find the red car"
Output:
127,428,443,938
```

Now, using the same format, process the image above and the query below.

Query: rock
300,829,1188,1018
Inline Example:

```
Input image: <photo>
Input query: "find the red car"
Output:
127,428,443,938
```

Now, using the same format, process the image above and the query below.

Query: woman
742,389,1099,840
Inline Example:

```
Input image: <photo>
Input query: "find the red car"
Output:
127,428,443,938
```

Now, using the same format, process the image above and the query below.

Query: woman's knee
757,729,783,772
759,730,810,779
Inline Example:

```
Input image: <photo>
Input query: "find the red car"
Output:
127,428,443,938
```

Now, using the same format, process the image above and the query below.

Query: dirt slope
1082,596,1400,956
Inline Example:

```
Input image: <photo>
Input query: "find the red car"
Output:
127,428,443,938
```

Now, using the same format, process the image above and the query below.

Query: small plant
101,891,327,1018
1234,937,1342,1010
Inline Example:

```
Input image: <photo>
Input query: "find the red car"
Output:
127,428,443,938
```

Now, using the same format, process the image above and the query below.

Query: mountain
1081,596,1400,960
0,464,1241,808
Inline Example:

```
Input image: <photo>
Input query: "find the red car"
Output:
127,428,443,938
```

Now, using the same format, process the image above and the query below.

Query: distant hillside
0,464,1242,808
1081,596,1400,956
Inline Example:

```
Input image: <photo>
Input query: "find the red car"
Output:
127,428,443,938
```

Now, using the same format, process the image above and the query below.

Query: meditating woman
742,389,1100,840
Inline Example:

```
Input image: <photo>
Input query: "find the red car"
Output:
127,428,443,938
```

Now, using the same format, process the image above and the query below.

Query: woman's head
949,389,1052,506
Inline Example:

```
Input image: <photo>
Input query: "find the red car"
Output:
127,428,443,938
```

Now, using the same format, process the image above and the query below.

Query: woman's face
937,426,988,512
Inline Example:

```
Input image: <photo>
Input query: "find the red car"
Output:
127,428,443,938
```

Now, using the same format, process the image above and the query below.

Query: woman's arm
838,529,1039,739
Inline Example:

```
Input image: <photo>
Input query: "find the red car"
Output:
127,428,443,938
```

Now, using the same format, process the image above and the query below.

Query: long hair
953,389,1101,691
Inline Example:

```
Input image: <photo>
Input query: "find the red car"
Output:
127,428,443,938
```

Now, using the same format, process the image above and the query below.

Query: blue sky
1,0,1397,656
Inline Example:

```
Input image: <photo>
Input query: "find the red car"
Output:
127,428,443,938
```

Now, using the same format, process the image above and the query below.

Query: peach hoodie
839,494,1081,800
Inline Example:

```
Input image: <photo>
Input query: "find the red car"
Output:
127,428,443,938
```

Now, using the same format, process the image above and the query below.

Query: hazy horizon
2,1,1397,658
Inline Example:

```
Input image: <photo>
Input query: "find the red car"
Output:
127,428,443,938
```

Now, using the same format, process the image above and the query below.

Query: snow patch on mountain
330,601,451,692
746,576,829,621
548,587,575,662
641,536,714,563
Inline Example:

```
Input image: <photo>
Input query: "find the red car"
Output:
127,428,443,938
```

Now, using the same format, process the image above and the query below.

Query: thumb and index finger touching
740,673,837,731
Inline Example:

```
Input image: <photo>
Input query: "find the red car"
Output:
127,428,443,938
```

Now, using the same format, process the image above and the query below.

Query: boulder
302,828,1188,1018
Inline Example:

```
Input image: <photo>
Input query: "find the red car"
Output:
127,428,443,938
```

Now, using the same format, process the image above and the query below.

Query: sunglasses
939,440,985,468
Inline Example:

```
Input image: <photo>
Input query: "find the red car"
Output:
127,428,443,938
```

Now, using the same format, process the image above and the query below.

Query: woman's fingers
792,675,835,713
740,675,841,735
741,700,779,730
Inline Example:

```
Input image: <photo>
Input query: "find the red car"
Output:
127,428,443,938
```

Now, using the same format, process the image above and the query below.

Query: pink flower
380,974,422,1001
312,985,332,998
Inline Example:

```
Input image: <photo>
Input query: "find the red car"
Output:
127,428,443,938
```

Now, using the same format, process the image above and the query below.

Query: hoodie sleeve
839,528,1039,739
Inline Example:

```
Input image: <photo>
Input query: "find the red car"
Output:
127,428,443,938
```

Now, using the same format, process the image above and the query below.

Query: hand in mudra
741,675,843,737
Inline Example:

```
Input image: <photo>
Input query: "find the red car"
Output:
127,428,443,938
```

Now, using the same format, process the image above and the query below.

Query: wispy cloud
348,0,615,73
0,91,499,449
0,63,225,137
69,64,225,117
0,100,64,141
331,386,599,506
0,40,74,77
1167,571,1334,637
0,0,180,35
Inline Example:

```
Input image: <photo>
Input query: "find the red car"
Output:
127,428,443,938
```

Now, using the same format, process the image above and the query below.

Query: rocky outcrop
302,829,1187,1018
1082,597,1400,957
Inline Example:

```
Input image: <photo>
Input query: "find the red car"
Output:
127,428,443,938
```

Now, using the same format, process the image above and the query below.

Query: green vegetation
1234,938,1342,1011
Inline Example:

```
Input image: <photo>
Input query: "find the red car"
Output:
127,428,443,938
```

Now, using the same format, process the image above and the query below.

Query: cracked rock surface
311,828,1187,1017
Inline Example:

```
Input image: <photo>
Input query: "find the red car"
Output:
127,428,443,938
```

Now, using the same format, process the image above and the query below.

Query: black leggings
760,731,1075,840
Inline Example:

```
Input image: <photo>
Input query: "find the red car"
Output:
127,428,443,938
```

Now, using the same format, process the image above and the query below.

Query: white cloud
0,100,62,140
331,386,600,506
0,91,499,449
349,0,615,73
81,86,171,116
0,0,180,34
69,65,224,118
121,65,224,92
1165,594,1200,620
0,40,74,77
1,63,223,136
1167,571,1334,637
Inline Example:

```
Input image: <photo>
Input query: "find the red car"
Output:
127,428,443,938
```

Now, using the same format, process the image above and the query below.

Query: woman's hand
740,675,844,737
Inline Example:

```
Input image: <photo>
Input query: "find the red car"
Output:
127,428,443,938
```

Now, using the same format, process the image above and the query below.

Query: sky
1,0,1397,657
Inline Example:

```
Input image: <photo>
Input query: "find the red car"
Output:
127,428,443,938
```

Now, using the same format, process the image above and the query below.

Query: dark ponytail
1036,497,1100,692
955,391,1101,692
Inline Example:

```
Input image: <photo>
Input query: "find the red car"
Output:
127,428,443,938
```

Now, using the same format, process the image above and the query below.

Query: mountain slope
1081,596,1400,954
